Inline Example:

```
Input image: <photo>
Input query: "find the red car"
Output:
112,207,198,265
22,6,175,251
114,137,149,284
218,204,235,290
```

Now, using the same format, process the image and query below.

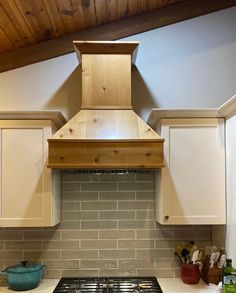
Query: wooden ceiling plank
0,26,14,53
71,0,86,31
57,0,77,34
1,0,35,46
94,0,108,25
82,0,97,28
0,3,26,49
106,0,119,22
1,0,236,73
117,0,128,19
42,0,65,37
137,0,148,13
14,0,57,42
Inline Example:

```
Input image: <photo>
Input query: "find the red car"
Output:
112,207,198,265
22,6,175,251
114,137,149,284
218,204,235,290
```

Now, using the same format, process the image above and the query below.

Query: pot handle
41,265,47,270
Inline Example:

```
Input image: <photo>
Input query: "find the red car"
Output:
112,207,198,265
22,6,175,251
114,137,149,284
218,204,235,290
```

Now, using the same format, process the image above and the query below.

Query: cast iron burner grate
53,277,163,293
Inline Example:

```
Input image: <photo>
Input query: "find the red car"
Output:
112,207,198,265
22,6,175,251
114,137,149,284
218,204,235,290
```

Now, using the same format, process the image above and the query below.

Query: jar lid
4,261,43,274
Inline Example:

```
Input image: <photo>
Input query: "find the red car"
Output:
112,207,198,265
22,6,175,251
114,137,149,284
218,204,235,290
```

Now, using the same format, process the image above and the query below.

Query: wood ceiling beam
0,0,236,73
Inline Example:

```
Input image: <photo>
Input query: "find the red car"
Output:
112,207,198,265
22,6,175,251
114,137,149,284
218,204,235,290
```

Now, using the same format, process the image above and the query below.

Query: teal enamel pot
0,261,46,291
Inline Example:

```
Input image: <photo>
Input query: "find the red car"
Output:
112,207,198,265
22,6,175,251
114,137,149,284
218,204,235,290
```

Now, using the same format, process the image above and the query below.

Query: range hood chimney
48,41,164,169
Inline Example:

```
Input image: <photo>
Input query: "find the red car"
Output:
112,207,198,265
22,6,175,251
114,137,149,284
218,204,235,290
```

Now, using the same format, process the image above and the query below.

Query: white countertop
0,278,222,293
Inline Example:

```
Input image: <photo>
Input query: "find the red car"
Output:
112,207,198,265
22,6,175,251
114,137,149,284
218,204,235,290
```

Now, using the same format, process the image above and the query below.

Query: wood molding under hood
48,41,164,169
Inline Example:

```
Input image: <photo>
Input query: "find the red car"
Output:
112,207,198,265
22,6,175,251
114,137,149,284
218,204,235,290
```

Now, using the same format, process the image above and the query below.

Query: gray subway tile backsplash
0,171,212,278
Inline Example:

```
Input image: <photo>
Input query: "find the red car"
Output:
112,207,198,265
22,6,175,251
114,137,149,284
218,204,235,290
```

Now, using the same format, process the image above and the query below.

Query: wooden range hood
48,41,164,169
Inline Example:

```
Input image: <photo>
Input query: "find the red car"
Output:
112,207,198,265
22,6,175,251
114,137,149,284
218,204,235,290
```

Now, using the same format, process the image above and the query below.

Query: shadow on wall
43,65,82,120
44,64,159,122
131,66,159,122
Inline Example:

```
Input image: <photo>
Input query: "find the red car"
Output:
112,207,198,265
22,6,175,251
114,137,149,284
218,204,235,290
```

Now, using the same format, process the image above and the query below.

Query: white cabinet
155,118,226,225
0,120,61,227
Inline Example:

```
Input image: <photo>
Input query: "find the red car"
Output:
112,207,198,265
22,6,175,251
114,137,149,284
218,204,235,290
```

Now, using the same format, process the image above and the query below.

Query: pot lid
4,261,43,274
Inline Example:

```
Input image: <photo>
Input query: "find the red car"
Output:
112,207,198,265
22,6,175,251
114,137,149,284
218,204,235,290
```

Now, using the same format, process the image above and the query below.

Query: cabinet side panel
2,129,44,220
226,115,236,265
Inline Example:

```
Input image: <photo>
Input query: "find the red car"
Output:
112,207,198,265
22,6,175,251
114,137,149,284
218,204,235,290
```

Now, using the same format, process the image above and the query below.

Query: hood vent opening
48,41,164,169
63,169,154,174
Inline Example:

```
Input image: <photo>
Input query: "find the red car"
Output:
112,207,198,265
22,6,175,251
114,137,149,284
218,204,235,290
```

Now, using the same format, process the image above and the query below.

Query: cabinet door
155,118,226,225
0,121,54,226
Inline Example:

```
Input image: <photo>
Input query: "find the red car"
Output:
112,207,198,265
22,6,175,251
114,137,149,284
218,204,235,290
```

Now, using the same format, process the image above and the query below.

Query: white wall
226,115,236,266
0,7,236,121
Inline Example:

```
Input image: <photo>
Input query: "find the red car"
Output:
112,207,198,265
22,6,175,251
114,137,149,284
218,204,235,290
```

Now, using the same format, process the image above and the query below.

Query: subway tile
99,250,135,259
62,183,80,191
136,211,154,219
118,201,154,210
118,259,154,268
99,173,135,182
43,260,79,269
0,251,23,259
137,268,174,278
42,240,79,250
0,230,23,240
62,172,98,182
62,270,98,277
99,230,135,240
100,211,135,220
0,272,7,285
175,268,181,278
155,259,179,268
43,269,61,279
81,182,117,192
61,250,98,260
81,221,117,230
62,202,81,210
23,251,60,260
81,240,117,249
62,211,98,220
62,192,98,201
80,260,117,269
173,228,211,240
136,192,155,201
118,182,154,191
99,269,136,277
136,249,174,259
24,231,60,240
118,220,154,229
62,230,98,240
136,172,154,181
59,221,81,230
81,202,117,210
5,241,41,250
137,229,174,239
155,240,177,249
118,240,154,249
99,192,135,201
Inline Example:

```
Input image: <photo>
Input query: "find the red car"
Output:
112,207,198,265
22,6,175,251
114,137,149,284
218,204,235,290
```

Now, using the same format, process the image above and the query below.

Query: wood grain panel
1,0,236,72
82,0,97,28
0,2,25,49
57,0,77,33
42,0,65,37
14,0,55,41
81,54,131,108
2,0,36,45
94,0,108,25
0,26,14,53
48,141,164,169
51,110,163,140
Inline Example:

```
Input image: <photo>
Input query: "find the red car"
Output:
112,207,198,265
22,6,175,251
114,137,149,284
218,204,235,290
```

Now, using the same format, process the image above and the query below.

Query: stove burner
53,277,163,293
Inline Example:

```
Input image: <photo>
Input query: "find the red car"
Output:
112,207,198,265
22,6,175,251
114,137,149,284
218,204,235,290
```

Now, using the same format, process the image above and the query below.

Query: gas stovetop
53,277,163,293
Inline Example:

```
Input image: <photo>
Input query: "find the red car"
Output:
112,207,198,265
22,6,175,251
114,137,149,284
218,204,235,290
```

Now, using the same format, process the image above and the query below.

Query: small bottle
224,258,236,293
